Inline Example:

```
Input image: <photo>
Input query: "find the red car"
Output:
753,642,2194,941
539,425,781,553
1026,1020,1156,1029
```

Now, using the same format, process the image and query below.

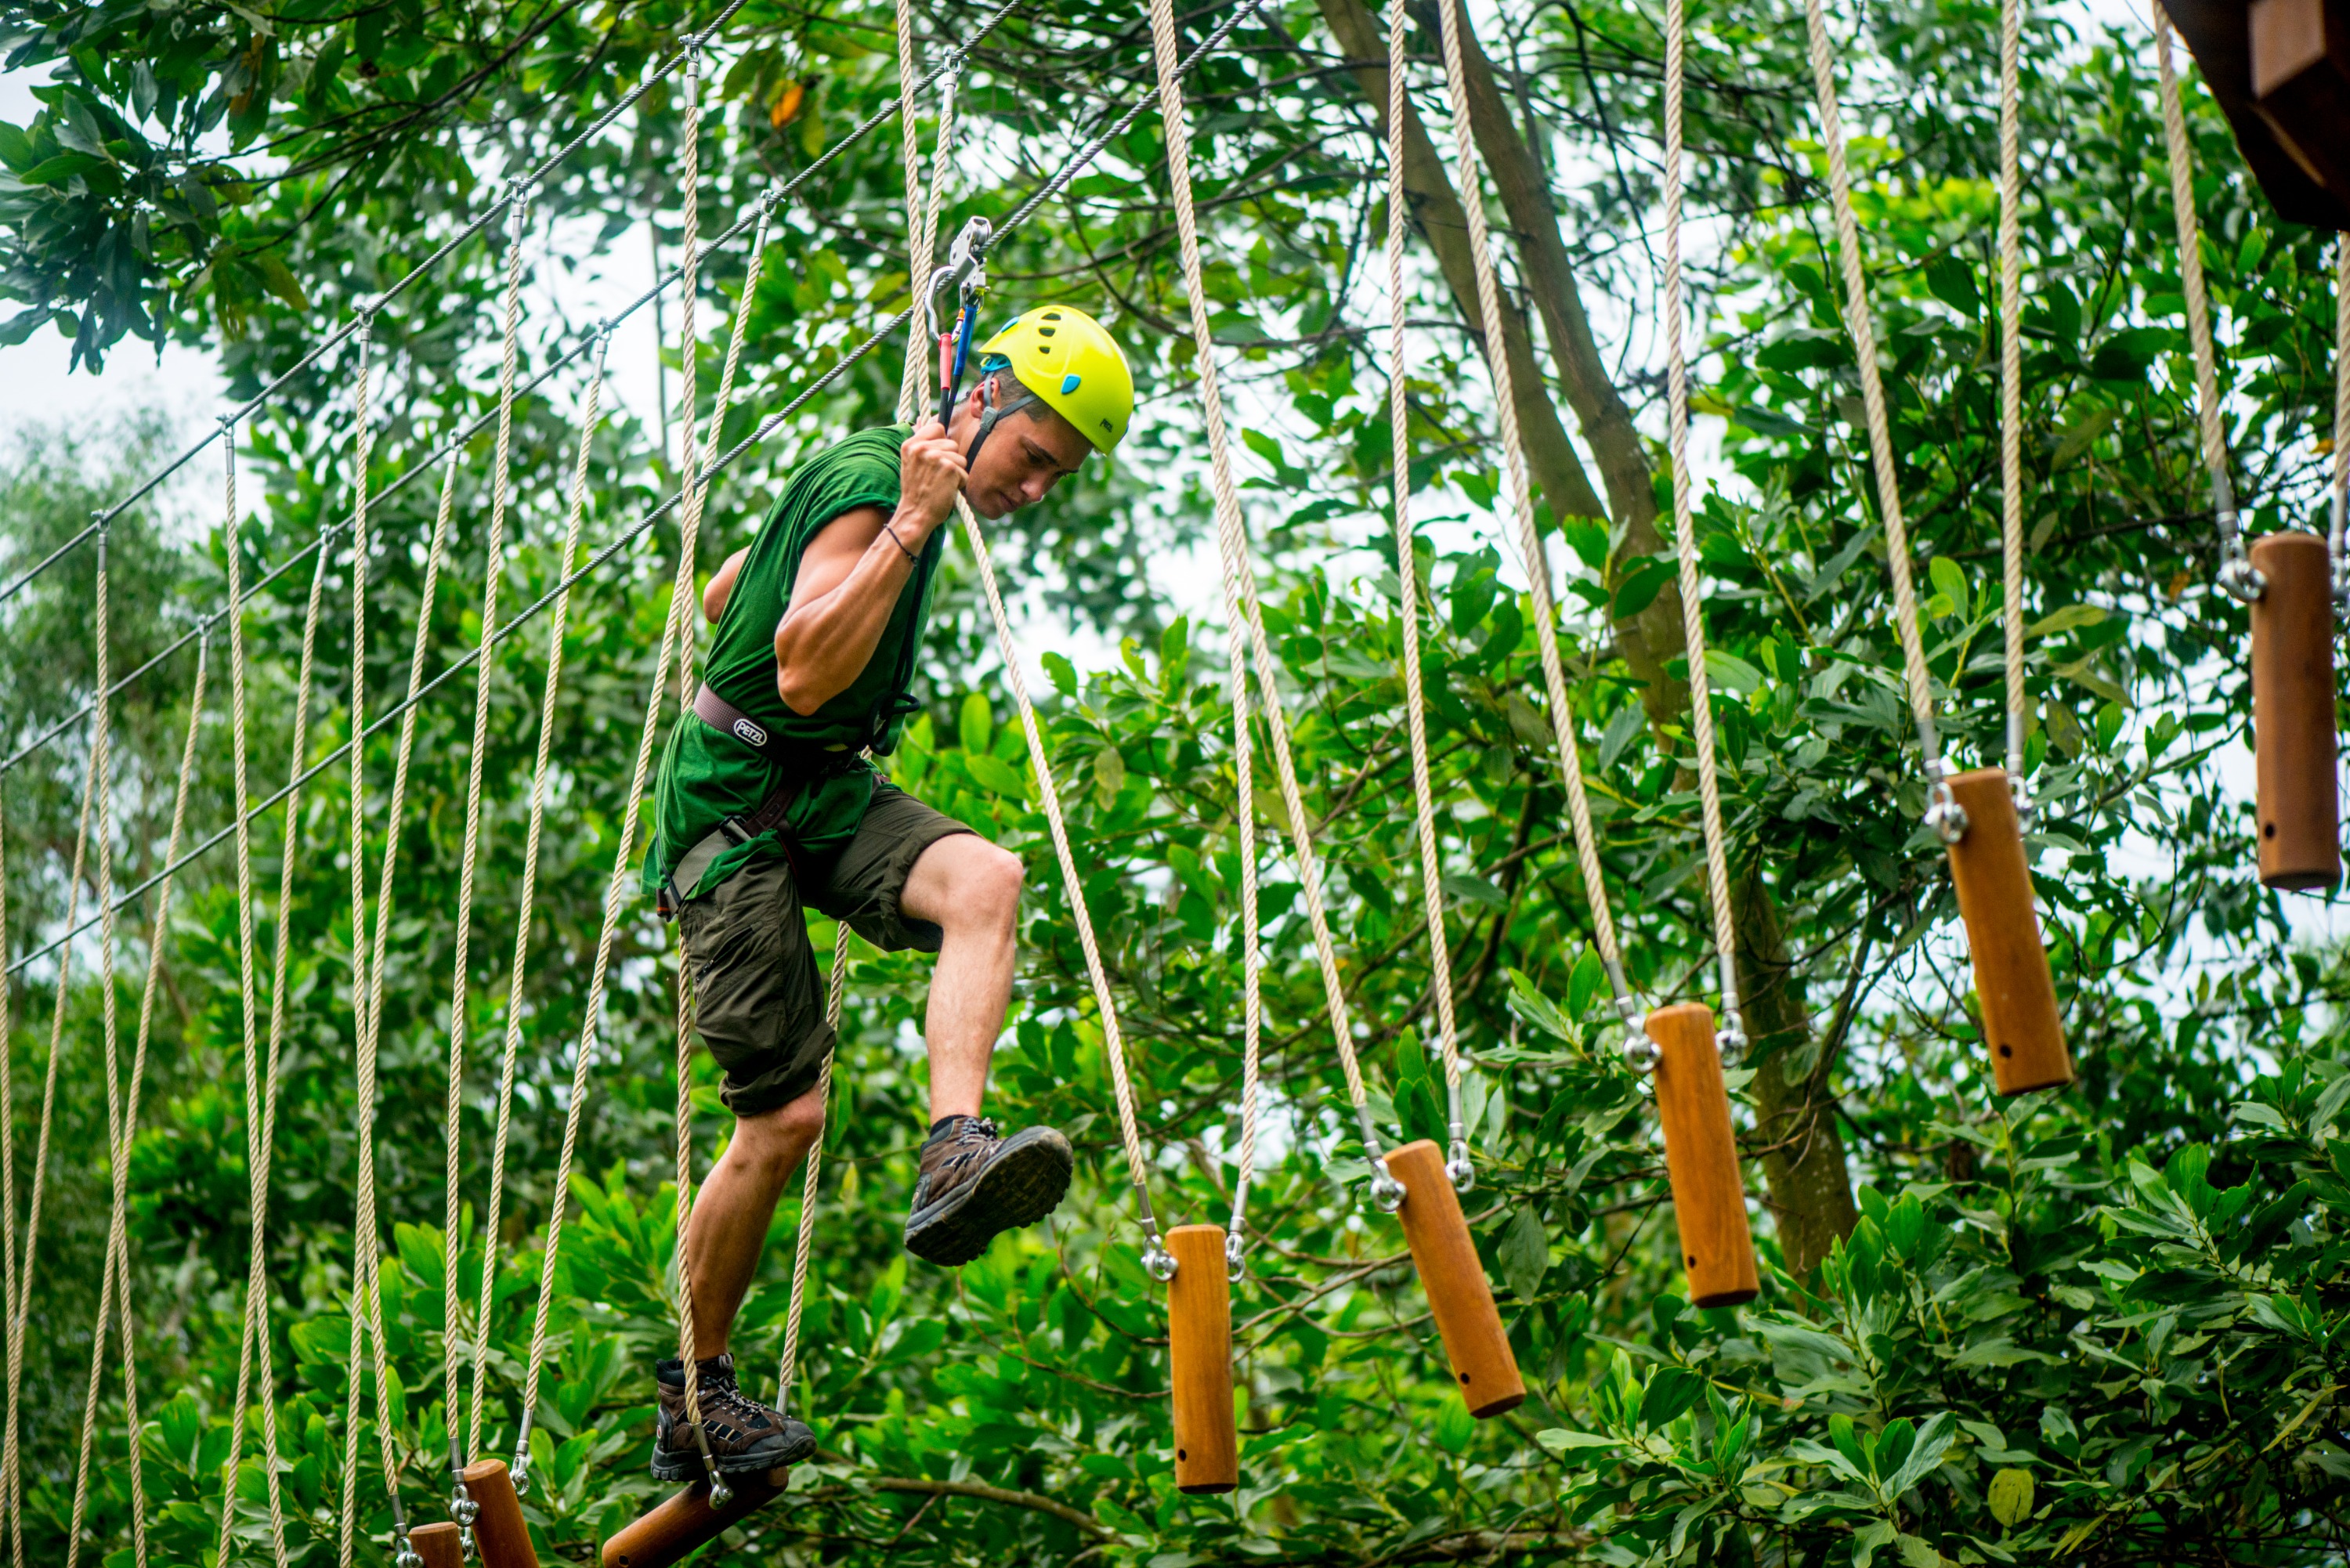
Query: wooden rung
1943,769,2073,1095
409,1521,464,1568
461,1458,539,1568
2159,0,2350,228
1383,1140,1526,1418
1166,1223,1238,1494
601,1466,791,1568
1644,1005,1759,1310
2250,532,2341,891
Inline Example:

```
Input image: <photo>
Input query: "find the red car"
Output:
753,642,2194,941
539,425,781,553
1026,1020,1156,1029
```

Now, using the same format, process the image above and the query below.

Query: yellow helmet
978,305,1133,453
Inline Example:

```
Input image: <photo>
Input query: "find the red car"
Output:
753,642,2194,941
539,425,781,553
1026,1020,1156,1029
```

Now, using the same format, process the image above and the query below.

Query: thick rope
663,41,728,1483
1380,0,1462,1169
1660,0,1745,1046
7,707,98,1567
2001,0,2029,784
897,0,934,415
1145,0,1385,1210
212,428,293,1568
773,923,848,1409
0,808,16,1568
1798,0,1953,796
1428,0,1639,1028
953,493,1166,1257
60,522,125,1568
443,199,532,1482
2152,13,2254,597
2330,237,2348,594
338,313,417,1568
468,336,610,1458
64,638,204,1568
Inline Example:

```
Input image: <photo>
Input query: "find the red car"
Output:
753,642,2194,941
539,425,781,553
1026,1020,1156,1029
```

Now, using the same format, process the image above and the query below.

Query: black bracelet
880,520,918,562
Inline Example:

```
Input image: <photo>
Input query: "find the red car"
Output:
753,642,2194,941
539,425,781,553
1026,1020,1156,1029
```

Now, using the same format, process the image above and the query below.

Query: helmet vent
1061,374,1082,394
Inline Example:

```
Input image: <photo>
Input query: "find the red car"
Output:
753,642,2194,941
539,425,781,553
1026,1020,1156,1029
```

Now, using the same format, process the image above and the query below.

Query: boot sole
903,1125,1075,1266
651,1424,816,1482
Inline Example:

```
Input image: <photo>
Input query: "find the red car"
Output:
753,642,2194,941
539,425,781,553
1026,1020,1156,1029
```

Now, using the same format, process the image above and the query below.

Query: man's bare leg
898,832,1025,1119
684,1088,824,1360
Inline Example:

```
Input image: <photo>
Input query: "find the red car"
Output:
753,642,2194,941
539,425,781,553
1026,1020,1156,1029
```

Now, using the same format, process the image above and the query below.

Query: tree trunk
1400,0,1687,721
1308,0,1609,536
1312,0,1859,1273
1733,866,1858,1274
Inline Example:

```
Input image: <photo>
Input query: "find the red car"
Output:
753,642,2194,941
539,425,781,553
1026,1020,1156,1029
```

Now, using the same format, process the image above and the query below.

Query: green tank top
645,425,938,901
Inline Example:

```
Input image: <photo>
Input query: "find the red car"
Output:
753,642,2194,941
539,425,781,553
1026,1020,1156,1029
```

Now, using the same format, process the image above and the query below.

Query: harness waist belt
660,686,862,918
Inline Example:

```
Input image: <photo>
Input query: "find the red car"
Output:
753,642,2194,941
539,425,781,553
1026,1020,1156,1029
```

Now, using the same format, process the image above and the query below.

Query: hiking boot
903,1115,1075,1266
652,1353,815,1482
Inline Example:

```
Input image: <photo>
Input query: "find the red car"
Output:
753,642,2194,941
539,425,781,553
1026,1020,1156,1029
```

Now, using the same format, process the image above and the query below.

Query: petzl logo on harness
732,717,768,748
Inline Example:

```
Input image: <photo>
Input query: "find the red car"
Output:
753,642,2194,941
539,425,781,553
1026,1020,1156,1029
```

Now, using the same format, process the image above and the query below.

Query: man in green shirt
642,306,1134,1481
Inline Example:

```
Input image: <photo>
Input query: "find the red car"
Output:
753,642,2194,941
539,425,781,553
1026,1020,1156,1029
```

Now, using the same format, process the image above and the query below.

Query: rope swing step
2154,13,2347,895
1647,0,1765,1299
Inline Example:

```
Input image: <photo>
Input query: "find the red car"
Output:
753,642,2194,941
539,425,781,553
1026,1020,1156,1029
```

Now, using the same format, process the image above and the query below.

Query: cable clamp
1368,1154,1406,1213
1922,768,1969,845
1224,1230,1246,1281
2216,526,2265,604
1141,1230,1177,1282
2008,769,2036,831
393,1527,425,1568
926,215,993,339
1445,1136,1475,1192
1716,1018,1748,1064
708,1476,735,1507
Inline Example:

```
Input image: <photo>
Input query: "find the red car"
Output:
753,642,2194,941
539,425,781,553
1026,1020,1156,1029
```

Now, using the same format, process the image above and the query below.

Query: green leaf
1639,1367,1704,1429
20,151,109,185
1434,1398,1474,1455
1988,1466,2035,1526
1925,252,1981,316
1441,871,1506,909
1567,946,1605,1021
1535,1429,1620,1453
1598,700,1645,771
1091,746,1125,807
1041,650,1077,698
2028,602,2106,638
1507,968,1577,1042
1928,555,1969,622
958,690,992,754
966,753,1027,797
1504,692,1550,750
1497,1205,1548,1299
252,251,309,311
1703,649,1764,696
1612,557,1674,621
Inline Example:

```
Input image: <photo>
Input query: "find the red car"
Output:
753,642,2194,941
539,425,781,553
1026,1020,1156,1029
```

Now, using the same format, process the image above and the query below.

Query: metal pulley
927,215,994,425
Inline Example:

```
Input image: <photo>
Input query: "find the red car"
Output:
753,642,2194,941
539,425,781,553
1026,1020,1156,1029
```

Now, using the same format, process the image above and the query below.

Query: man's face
961,379,1094,519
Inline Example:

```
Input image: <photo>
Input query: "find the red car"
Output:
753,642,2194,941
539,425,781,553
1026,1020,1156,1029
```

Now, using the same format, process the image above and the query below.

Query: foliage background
1,0,2346,1563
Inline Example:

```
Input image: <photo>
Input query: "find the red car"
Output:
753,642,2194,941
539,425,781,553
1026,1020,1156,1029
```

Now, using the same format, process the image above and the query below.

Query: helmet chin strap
962,370,1040,474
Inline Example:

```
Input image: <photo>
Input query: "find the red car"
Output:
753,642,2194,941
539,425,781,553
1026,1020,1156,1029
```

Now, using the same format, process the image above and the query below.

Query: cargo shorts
674,784,973,1117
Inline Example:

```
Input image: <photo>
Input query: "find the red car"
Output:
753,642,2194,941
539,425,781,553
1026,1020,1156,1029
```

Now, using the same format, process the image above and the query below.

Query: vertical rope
953,493,1166,1256
212,425,293,1568
64,640,203,1568
2330,236,2348,597
0,802,16,1568
443,197,531,1481
1798,0,1959,821
1660,0,1746,1046
1429,0,1642,1030
1381,0,1463,1165
9,741,96,1528
61,521,121,1568
338,311,418,1568
2152,12,2257,598
897,0,934,416
509,56,728,1489
1999,0,2030,786
774,922,848,1407
1144,0,1390,1205
468,337,609,1459
663,38,726,1484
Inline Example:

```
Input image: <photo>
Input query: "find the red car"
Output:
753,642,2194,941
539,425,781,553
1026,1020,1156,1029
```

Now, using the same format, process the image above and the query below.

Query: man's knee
950,841,1023,930
732,1090,826,1171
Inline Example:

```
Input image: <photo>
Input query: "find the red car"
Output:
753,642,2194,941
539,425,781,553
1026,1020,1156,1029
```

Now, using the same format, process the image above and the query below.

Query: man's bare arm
704,548,747,623
771,419,968,715
771,507,919,714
